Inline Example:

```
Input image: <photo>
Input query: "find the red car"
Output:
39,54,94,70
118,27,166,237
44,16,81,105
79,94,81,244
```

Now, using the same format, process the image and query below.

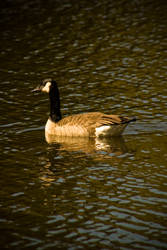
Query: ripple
1,0,167,249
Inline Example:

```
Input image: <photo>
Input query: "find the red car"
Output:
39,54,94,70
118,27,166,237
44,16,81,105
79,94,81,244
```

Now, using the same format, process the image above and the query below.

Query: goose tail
120,116,137,124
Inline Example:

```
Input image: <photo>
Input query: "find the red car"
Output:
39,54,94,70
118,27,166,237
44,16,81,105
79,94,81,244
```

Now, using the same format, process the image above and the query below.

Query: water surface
0,0,167,249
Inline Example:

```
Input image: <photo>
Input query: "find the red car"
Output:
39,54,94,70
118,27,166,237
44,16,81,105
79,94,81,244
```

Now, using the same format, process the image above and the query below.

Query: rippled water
0,0,167,249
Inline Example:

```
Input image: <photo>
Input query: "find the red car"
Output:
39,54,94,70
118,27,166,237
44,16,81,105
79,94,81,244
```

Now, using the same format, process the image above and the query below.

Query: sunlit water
0,0,167,249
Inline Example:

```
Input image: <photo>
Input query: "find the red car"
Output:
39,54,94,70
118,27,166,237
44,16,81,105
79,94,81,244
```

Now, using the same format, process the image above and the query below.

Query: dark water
0,0,167,249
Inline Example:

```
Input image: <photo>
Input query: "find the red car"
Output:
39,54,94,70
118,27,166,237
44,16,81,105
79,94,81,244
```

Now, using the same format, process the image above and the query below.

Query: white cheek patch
42,82,51,93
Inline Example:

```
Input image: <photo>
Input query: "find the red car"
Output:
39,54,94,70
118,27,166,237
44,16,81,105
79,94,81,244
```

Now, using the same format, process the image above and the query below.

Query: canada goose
32,79,136,137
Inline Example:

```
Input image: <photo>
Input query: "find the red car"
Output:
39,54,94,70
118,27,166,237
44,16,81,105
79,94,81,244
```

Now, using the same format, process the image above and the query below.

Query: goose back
45,112,134,137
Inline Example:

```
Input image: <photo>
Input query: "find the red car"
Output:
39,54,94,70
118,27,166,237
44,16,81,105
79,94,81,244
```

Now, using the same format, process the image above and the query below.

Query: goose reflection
45,132,127,155
38,135,128,186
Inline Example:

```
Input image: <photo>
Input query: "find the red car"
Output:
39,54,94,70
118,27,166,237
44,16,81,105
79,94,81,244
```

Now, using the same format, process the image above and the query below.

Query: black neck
49,83,62,122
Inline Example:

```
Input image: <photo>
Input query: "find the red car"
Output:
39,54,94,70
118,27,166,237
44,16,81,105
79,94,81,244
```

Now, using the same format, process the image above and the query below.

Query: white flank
95,126,111,137
95,124,127,137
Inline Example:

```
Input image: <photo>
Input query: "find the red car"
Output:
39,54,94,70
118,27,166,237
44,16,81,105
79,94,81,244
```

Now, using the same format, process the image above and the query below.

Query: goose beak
31,86,41,93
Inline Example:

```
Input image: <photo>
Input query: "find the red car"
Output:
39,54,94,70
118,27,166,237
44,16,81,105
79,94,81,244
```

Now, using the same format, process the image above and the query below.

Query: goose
32,79,136,137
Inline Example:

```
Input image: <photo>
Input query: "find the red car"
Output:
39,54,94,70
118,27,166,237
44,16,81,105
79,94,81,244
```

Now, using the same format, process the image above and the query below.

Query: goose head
32,79,57,93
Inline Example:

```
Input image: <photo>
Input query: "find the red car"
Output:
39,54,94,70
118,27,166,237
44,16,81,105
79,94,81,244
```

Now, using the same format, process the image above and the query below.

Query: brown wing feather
57,112,134,127
46,112,136,137
56,112,102,127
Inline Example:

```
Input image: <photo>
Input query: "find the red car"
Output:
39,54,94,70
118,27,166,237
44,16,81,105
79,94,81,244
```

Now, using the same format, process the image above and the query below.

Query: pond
0,0,167,249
